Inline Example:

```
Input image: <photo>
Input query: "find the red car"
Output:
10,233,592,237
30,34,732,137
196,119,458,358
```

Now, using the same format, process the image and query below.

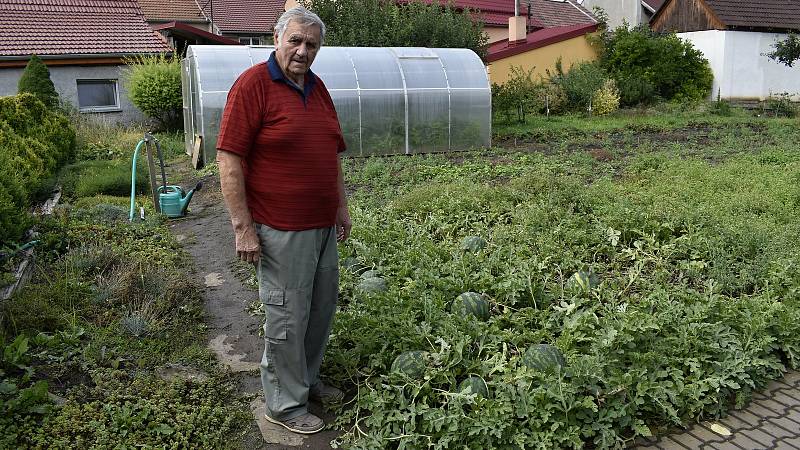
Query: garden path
168,163,800,450
168,171,337,450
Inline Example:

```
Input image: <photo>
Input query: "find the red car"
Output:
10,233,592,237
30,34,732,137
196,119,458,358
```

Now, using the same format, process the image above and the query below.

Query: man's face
275,20,321,84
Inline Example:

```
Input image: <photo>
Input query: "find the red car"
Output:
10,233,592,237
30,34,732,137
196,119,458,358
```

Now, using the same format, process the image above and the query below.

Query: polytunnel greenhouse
181,45,491,164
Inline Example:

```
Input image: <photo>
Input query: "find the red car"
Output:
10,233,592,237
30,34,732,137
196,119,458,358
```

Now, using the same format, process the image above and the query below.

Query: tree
17,55,60,108
302,0,487,60
767,33,800,67
124,54,182,131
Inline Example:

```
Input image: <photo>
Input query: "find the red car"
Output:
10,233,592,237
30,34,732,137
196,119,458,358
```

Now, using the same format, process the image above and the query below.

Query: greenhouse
181,45,491,164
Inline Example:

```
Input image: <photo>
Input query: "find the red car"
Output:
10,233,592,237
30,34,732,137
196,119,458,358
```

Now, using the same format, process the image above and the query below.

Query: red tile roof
406,0,597,27
139,0,206,22
0,0,172,57
487,22,598,61
205,0,284,33
704,0,800,31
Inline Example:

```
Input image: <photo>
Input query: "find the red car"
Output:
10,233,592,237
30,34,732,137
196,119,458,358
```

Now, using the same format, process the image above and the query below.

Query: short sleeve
216,65,267,157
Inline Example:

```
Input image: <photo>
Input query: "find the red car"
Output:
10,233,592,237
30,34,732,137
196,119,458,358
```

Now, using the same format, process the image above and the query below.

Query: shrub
17,55,59,109
533,81,567,115
551,60,608,112
0,94,75,245
592,79,620,116
124,54,182,131
59,158,148,200
599,25,713,104
492,66,538,123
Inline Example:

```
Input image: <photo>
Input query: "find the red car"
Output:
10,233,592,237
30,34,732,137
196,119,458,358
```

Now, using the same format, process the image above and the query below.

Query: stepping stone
204,272,224,287
207,334,259,373
250,398,306,446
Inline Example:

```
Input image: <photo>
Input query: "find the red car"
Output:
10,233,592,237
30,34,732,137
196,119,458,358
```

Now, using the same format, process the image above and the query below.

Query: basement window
77,79,120,112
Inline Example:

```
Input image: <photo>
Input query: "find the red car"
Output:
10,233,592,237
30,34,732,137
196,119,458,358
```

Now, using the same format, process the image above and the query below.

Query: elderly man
216,6,350,435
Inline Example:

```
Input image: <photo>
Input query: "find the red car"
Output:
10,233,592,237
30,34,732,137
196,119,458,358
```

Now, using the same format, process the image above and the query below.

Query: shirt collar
267,51,317,98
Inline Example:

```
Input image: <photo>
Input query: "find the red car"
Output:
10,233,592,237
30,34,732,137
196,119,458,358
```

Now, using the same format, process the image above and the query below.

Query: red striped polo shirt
217,51,346,231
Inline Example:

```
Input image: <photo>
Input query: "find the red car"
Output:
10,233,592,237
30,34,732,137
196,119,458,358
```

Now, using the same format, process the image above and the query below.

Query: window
76,79,120,112
239,37,261,45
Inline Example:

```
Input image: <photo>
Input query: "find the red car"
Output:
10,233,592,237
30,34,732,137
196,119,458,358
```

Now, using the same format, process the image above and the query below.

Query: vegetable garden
2,96,800,448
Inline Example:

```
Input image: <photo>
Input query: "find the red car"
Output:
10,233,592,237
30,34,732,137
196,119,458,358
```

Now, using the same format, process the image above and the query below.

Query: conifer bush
17,55,60,108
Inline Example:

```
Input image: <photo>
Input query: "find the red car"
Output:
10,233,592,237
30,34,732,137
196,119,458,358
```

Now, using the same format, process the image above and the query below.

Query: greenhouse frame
181,45,491,165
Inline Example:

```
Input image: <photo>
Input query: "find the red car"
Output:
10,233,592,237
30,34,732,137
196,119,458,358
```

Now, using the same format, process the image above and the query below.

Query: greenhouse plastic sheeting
181,45,491,163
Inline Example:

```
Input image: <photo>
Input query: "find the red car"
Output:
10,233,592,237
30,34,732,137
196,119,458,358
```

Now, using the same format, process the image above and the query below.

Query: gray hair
274,6,326,45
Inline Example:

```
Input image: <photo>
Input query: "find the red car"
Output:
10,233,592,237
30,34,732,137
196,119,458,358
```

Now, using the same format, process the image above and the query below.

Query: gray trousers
255,223,338,420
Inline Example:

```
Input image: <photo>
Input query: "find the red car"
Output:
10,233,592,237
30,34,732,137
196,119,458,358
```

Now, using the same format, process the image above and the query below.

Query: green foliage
17,55,59,108
551,60,609,112
303,0,488,60
124,54,182,131
1,206,248,447
492,66,538,123
598,25,713,105
767,32,800,67
0,94,75,246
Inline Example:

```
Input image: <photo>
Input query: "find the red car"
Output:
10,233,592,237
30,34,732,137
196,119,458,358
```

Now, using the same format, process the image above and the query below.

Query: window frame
238,36,261,46
76,78,121,113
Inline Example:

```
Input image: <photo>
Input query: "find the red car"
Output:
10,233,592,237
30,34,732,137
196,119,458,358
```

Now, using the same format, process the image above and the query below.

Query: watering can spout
179,181,203,215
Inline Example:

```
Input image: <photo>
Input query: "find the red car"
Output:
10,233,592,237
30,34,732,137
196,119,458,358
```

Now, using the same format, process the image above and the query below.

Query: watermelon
342,256,369,274
391,351,428,378
460,236,487,253
360,269,381,280
458,376,489,398
451,292,490,321
566,270,599,293
522,344,566,374
358,276,387,293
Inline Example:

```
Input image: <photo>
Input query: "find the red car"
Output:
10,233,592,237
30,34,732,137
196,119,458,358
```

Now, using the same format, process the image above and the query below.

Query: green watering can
129,133,202,221
158,183,202,218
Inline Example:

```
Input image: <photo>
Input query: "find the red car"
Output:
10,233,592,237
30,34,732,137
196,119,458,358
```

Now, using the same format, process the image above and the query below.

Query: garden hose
129,139,146,222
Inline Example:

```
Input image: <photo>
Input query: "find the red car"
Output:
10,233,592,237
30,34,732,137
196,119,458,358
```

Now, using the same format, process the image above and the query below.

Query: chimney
509,15,527,42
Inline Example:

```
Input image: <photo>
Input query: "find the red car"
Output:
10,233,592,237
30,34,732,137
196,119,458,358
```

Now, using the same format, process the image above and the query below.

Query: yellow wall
487,34,598,85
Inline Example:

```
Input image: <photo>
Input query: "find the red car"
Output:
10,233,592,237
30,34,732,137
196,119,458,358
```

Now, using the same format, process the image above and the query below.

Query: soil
166,161,339,450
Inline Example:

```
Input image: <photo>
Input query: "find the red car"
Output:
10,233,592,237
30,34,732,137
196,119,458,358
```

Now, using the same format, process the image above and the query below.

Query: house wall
487,33,598,84
680,30,800,101
0,64,147,124
581,0,643,29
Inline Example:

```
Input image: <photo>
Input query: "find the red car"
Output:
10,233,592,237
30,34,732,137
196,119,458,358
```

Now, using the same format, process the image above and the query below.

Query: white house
651,0,800,101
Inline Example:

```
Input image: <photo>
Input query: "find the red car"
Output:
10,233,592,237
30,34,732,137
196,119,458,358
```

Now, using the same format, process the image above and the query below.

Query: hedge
0,94,75,245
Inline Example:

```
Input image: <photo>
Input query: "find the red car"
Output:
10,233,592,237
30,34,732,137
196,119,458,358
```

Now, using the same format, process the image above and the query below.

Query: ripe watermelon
451,292,490,321
342,256,369,275
566,270,599,293
458,376,489,398
391,351,428,378
358,276,387,293
360,269,381,280
522,344,566,374
460,236,487,253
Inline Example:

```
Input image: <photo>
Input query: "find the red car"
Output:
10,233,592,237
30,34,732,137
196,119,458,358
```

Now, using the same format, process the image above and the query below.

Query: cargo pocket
261,289,288,341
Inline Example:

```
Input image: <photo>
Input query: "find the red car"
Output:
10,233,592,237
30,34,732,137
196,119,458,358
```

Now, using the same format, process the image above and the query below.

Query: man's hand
336,205,351,242
235,225,260,263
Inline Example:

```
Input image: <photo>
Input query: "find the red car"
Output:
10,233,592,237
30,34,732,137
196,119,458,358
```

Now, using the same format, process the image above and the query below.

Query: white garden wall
679,30,800,101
